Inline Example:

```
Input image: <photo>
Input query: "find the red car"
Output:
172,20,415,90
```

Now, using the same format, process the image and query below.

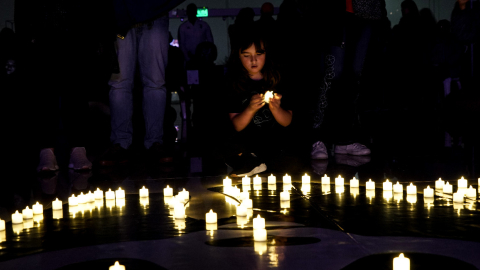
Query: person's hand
268,93,282,111
247,94,265,113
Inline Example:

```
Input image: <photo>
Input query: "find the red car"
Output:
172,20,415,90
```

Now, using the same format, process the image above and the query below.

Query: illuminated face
5,59,15,75
239,43,265,79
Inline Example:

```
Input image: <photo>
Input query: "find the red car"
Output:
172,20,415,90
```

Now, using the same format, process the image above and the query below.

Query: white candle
243,198,253,209
253,175,262,185
0,219,5,231
383,190,392,201
335,175,344,186
179,188,189,202
406,183,417,195
32,202,43,215
264,90,274,103
350,177,359,187
383,180,392,191
366,179,375,190
253,228,267,241
206,223,217,232
283,174,291,184
435,178,444,189
78,192,87,204
321,174,330,185
458,177,468,189
393,253,410,270
174,202,185,219
52,198,62,210
94,188,104,199
105,189,115,200
12,210,23,224
168,196,178,209
87,191,94,202
205,209,217,223
393,182,403,193
236,204,247,216
116,198,126,209
109,261,126,270
223,177,232,187
268,174,276,184
253,214,265,230
423,186,434,198
302,173,310,184
453,192,464,203
68,195,78,206
443,182,453,193
164,185,173,196
466,185,477,198
139,186,149,197
253,184,262,191
302,183,311,194
280,190,290,201
242,176,251,185
115,188,125,199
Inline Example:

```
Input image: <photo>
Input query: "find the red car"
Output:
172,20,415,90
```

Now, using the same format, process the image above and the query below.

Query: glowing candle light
253,184,262,191
350,177,359,187
174,202,185,219
116,198,126,209
253,175,262,185
283,183,292,191
423,186,434,198
115,188,125,199
366,179,375,190
0,219,5,231
53,210,63,219
322,184,331,194
140,197,149,208
268,183,276,190
254,241,267,255
93,188,104,199
243,198,253,209
366,190,375,201
254,228,267,241
52,198,62,210
453,192,464,203
383,179,392,191
12,210,23,224
264,91,274,103
68,195,78,206
280,190,290,201
109,261,125,270
268,174,276,184
302,173,310,184
435,178,444,189
302,183,311,194
458,177,468,189
0,230,5,243
206,223,217,232
240,190,249,201
394,191,402,203
253,214,265,230
393,181,403,193
179,189,189,202
32,202,43,215
223,177,232,187
335,185,345,194
466,185,477,198
280,200,290,209
205,209,217,224
163,185,173,197
443,182,453,193
321,174,330,185
78,192,87,204
383,190,392,201
105,189,115,200
139,186,149,197
236,203,247,217
237,216,248,227
406,183,417,195
242,176,251,185
406,194,417,204
168,196,178,209
335,175,344,186
283,174,291,184
393,253,410,270
350,187,359,198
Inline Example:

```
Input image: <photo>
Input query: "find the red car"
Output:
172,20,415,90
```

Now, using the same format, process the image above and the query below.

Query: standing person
178,3,214,65
225,28,293,177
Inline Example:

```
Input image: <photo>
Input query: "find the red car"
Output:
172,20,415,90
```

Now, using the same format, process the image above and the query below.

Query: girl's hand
268,93,282,111
247,94,265,112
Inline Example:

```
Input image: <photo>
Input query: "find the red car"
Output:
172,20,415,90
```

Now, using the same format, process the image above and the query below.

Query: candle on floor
243,198,253,209
242,176,251,186
168,196,178,209
116,198,126,209
240,190,249,201
52,198,62,210
366,190,375,201
253,175,262,185
12,210,23,224
302,183,311,194
68,195,78,206
435,178,444,189
383,180,393,191
223,177,232,187
180,189,189,202
140,197,149,208
393,253,410,270
322,184,331,194
253,184,262,191
78,192,87,204
406,194,417,204
406,183,417,195
236,203,247,217
32,202,43,215
280,200,290,209
458,176,468,189
366,179,375,190
350,177,359,188
232,186,241,198
283,174,291,184
205,209,217,224
336,186,345,194
321,174,330,185
139,186,149,197
335,175,344,186
383,190,392,201
280,190,290,201
394,191,402,203
268,183,276,191
242,184,251,192
93,188,104,199
268,174,276,184
453,192,464,203
0,219,5,231
115,188,125,199
466,185,477,198
302,173,310,184
109,261,125,270
393,181,403,193
443,182,453,193
174,202,185,219
87,191,95,202
164,185,173,197
12,223,23,234
350,187,359,198
253,214,265,230
53,210,63,219
105,189,115,200
423,186,434,198
206,223,217,232
254,228,267,241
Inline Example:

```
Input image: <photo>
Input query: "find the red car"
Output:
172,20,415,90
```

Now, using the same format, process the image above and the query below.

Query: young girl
225,28,293,177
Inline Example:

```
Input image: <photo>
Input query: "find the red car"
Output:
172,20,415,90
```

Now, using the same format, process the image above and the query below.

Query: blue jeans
109,16,169,149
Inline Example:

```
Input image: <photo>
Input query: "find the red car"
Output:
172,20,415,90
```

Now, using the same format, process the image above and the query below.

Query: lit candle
280,200,290,209
458,177,468,189
435,178,444,189
243,198,253,209
168,196,178,209
242,176,251,185
240,190,249,201
236,203,247,217
423,186,434,198
175,219,186,230
406,183,417,195
366,190,375,201
53,210,63,219
466,185,477,198
69,195,78,206
283,174,291,184
253,214,265,230
140,197,149,208
179,188,189,202
268,183,276,190
406,194,417,204
322,184,331,194
283,183,292,191
205,209,217,224
253,228,267,241
302,173,310,184
0,230,5,243
393,181,403,193
302,183,311,194
264,90,274,103
237,216,248,227
394,191,402,203
94,188,104,199
12,210,23,224
0,219,5,231
164,185,173,197
78,192,87,204
383,180,392,191
335,186,345,194
109,261,126,270
232,186,241,198
242,184,251,191
32,202,43,215
206,223,217,232
105,189,115,200
139,186,149,198
280,190,290,201
87,191,95,202
453,192,464,203
443,182,453,193
52,198,62,210
366,179,375,190
116,198,126,209
393,253,410,270
253,184,262,191
115,188,125,199
321,174,330,185
350,177,359,188
335,175,344,186
174,202,185,219
253,175,262,185
268,174,276,184
383,190,392,201
223,177,232,187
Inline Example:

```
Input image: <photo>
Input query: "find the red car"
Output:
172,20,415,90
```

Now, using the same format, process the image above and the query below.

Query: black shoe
147,142,173,163
226,153,267,177
97,144,129,166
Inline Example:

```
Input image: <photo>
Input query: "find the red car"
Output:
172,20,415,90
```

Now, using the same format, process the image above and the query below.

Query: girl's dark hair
226,24,280,93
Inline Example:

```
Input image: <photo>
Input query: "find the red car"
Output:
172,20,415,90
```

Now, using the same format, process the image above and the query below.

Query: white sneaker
37,148,59,172
311,141,328,159
334,143,371,155
68,147,92,170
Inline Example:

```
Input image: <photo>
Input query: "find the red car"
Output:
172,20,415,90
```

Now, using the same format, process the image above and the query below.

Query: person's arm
229,94,264,131
205,23,214,43
268,93,292,127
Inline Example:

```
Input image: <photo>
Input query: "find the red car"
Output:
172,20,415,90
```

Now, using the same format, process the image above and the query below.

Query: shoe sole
231,163,267,177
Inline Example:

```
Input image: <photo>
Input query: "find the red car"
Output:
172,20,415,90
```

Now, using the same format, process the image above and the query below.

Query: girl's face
239,43,265,80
